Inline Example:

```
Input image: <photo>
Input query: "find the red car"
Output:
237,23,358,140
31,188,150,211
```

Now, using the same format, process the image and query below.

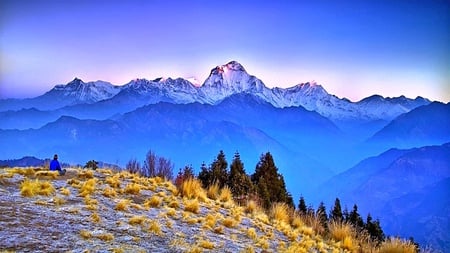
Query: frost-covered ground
0,168,341,253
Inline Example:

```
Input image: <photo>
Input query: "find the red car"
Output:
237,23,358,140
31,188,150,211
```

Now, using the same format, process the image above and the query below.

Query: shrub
84,160,99,170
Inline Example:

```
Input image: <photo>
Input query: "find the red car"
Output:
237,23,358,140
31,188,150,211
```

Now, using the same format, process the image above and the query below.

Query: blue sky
1,0,449,102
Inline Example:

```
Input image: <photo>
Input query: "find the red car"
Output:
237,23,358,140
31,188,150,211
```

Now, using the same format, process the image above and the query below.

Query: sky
1,0,449,102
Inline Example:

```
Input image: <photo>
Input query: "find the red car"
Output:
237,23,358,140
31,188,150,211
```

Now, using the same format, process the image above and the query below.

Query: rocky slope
0,167,346,253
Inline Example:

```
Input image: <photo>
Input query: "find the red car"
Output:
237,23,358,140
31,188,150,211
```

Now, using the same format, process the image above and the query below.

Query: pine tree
198,162,210,188
228,152,253,197
298,196,307,214
251,152,293,209
330,198,343,222
365,214,385,244
349,204,364,230
210,150,228,188
316,202,328,232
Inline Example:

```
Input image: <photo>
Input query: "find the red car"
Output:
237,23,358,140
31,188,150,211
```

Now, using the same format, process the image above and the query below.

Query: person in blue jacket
49,154,66,175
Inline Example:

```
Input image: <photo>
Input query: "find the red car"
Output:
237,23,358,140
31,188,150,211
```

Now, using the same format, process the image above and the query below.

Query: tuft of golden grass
203,213,218,229
78,178,96,197
213,226,224,234
148,220,161,235
144,195,162,208
222,217,237,228
105,175,121,188
20,179,55,197
7,167,36,177
95,232,114,241
54,197,66,205
91,213,101,223
241,246,255,253
124,183,141,195
129,215,146,225
80,229,92,239
218,186,233,202
329,220,355,242
77,170,94,179
60,187,71,196
115,199,131,211
102,186,117,198
207,182,220,200
168,200,180,209
270,202,291,225
247,227,257,241
198,239,215,249
378,237,417,253
35,170,59,180
180,178,206,200
184,199,200,214
291,212,304,229
166,207,177,217
245,200,258,214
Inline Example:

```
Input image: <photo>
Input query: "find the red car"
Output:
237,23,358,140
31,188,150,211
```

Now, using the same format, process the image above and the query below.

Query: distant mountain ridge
0,61,430,123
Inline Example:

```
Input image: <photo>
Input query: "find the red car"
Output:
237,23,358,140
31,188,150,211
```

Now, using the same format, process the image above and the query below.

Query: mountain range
1,61,449,250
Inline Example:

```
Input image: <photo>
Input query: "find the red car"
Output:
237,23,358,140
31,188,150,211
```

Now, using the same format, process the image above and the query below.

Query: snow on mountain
49,78,121,103
0,61,431,122
200,61,273,103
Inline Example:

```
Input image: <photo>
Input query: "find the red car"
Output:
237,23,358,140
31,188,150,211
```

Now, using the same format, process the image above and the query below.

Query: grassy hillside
0,167,417,252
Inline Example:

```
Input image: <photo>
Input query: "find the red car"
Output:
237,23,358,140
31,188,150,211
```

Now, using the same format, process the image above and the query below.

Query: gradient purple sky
1,0,449,102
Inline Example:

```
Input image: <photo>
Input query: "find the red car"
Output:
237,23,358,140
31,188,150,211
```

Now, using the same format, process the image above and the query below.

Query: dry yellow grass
129,215,146,225
180,178,206,201
60,187,71,196
148,220,161,235
77,170,94,179
105,175,121,188
20,179,55,197
184,199,200,214
54,197,66,205
35,170,59,179
91,212,101,223
78,178,96,197
166,207,177,217
115,199,131,211
270,202,291,224
378,237,417,253
7,167,36,177
207,182,220,200
218,186,233,202
95,232,114,241
102,186,117,198
79,229,92,239
245,200,258,214
247,227,257,241
198,239,215,249
222,217,237,228
124,183,142,195
329,220,355,242
168,200,180,209
203,213,218,229
144,195,162,208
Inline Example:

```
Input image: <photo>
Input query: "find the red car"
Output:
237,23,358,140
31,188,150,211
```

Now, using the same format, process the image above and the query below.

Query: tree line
124,149,417,249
